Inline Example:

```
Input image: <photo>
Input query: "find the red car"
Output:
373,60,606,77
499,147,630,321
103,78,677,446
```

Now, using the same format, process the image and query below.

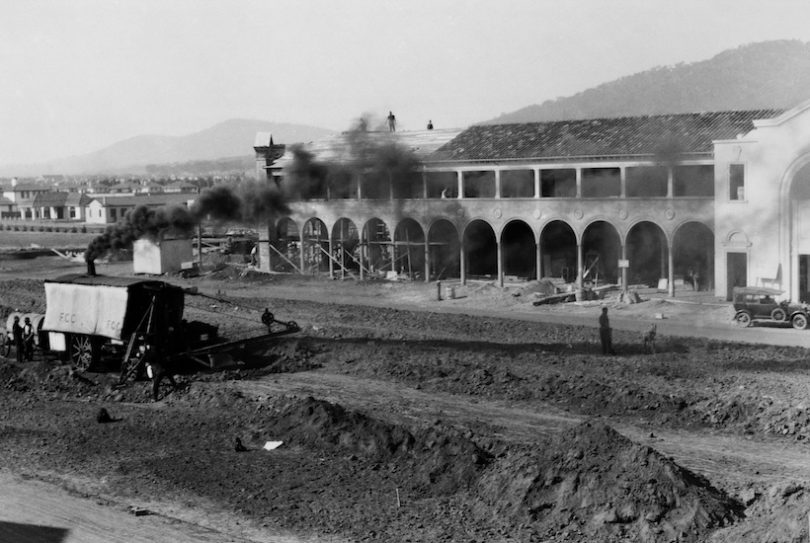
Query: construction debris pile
475,422,743,542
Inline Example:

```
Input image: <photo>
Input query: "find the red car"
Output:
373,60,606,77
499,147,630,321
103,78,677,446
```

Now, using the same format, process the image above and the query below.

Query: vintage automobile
732,286,810,330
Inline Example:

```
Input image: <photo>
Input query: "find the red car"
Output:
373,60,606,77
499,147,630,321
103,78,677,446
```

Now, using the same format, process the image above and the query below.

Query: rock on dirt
474,421,744,542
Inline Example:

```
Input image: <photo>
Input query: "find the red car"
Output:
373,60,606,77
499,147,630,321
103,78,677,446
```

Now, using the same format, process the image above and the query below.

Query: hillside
484,40,810,124
3,119,334,177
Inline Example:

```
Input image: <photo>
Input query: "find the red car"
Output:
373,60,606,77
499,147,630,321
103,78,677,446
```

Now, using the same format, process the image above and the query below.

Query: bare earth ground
2,254,810,542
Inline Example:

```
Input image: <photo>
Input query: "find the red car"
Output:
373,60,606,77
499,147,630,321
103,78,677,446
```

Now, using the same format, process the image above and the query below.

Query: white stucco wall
714,99,810,301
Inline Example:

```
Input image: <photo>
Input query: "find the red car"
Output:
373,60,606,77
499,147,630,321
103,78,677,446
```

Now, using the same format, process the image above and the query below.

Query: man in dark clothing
599,307,615,355
387,111,396,132
11,316,24,363
22,317,35,361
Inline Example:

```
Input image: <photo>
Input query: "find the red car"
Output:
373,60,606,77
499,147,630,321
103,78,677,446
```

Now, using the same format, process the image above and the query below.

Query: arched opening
301,218,329,274
539,220,577,283
331,218,360,277
393,218,425,279
582,221,621,285
273,217,300,273
463,220,497,278
501,220,536,279
428,220,460,280
673,221,714,291
626,221,668,287
362,218,392,276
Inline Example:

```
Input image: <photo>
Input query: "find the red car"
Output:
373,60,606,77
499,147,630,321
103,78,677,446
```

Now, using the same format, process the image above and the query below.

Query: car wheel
792,313,809,330
771,308,787,322
734,311,752,327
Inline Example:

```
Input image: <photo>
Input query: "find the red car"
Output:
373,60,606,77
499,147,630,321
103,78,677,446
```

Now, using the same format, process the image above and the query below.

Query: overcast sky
1,0,810,166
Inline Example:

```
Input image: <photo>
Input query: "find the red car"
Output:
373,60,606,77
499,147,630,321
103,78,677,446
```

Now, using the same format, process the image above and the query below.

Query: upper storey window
673,165,714,197
729,164,745,200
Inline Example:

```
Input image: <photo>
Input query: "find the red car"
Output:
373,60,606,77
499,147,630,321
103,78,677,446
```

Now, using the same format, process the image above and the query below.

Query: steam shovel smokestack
86,258,96,276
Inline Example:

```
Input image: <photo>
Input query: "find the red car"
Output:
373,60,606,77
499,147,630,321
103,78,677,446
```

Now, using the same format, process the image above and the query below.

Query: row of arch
265,216,714,291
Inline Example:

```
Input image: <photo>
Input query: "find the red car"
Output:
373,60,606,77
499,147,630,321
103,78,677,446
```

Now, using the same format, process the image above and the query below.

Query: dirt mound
266,396,416,456
474,422,743,542
260,397,490,495
712,481,810,543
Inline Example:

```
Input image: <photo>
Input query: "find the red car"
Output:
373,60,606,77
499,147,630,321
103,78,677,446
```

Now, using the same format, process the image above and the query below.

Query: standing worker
387,111,397,132
599,307,616,355
11,316,24,363
22,317,35,361
250,244,258,266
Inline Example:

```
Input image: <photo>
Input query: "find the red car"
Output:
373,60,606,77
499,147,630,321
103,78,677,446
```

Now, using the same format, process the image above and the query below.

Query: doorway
800,255,810,303
726,252,747,301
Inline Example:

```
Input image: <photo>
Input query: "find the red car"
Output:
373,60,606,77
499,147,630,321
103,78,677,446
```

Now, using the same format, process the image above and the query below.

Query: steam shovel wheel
792,313,809,330
70,335,99,371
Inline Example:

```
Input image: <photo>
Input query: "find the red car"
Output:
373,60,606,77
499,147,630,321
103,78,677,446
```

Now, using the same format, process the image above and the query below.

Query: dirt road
0,471,305,543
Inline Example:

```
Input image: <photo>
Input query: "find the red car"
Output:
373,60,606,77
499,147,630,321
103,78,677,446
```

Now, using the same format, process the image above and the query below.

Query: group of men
10,315,35,362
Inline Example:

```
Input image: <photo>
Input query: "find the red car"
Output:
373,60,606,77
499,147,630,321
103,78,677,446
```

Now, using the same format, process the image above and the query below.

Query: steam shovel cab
42,274,189,370
732,286,810,330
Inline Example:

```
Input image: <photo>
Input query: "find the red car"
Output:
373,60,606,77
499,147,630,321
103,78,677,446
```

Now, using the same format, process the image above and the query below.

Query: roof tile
429,110,783,162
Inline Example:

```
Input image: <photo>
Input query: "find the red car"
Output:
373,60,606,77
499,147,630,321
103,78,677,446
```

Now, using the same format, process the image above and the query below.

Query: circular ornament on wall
493,208,502,219
533,209,542,220
665,208,675,220
574,209,584,220
456,207,465,217
618,208,628,220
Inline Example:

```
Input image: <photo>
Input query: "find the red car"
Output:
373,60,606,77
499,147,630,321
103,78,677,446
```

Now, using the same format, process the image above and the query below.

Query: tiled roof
428,110,783,162
33,191,68,206
65,193,92,207
0,197,13,206
271,128,463,170
89,193,195,207
165,181,197,190
9,183,50,192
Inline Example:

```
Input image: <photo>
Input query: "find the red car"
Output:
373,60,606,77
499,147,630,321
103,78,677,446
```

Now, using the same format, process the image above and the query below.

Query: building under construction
254,99,810,302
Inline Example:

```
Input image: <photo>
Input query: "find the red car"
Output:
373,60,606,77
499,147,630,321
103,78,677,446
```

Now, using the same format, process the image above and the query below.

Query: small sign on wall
618,259,630,268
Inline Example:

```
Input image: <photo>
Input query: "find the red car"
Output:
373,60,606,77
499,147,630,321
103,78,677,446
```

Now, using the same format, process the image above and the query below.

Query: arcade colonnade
262,213,714,295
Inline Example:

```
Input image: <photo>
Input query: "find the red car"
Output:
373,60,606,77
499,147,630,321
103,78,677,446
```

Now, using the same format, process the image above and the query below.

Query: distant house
85,193,197,224
29,191,68,220
163,181,198,194
0,196,15,218
138,183,164,194
107,182,141,194
11,191,92,221
66,193,93,221
1,178,53,218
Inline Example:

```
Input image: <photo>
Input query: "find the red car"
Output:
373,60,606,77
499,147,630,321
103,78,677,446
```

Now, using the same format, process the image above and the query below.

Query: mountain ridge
1,119,335,177
482,40,810,125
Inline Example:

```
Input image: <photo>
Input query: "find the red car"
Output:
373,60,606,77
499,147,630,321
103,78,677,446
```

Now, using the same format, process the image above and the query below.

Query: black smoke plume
85,181,291,264
85,204,196,263
285,114,422,203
